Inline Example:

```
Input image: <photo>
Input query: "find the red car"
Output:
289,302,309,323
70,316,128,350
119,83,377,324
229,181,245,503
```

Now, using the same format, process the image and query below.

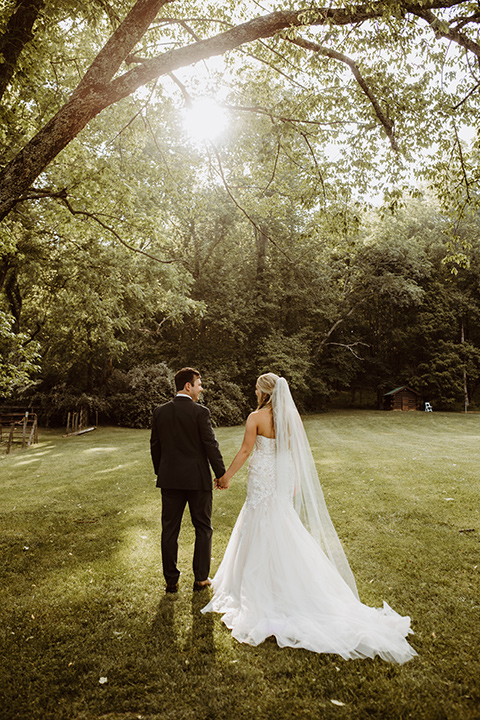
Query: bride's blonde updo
256,372,280,410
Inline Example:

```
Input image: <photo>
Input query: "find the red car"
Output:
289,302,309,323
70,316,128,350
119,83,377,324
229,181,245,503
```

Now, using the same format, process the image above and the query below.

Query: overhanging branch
408,6,480,60
59,197,181,265
287,36,399,152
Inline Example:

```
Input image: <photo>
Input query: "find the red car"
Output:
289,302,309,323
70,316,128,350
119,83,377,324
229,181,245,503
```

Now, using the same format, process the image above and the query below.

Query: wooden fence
64,407,96,437
0,411,38,454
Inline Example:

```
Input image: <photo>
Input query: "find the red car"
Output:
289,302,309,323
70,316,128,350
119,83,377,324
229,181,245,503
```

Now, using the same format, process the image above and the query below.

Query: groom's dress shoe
193,578,211,592
165,582,179,594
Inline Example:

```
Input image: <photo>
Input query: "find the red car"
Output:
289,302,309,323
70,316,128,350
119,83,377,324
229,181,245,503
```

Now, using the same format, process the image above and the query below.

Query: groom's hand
215,475,230,489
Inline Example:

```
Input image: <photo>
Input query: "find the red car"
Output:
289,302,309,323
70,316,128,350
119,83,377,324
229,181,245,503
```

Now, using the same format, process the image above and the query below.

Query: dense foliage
1,1,480,425
5,183,480,425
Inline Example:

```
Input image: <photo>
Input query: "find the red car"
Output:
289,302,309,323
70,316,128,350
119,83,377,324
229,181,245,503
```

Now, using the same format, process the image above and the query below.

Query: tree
0,311,40,397
2,0,480,221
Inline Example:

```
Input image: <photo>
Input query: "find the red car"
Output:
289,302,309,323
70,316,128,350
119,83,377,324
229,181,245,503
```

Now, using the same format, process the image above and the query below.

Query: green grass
1,411,479,720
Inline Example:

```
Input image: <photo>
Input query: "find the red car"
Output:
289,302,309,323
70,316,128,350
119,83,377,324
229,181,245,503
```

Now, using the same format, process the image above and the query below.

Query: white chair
424,402,432,412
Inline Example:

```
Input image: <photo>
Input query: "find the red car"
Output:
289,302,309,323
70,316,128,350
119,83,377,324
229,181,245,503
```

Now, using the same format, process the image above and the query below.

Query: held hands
214,474,230,490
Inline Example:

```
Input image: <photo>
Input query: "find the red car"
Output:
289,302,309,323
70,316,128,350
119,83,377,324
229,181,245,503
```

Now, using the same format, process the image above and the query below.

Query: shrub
107,363,174,428
201,374,249,426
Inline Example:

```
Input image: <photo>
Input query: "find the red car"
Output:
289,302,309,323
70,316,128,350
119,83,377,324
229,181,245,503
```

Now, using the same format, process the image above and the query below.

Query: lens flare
183,98,227,142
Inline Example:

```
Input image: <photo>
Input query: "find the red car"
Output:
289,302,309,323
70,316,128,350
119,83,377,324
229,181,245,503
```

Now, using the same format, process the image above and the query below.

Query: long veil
272,377,359,598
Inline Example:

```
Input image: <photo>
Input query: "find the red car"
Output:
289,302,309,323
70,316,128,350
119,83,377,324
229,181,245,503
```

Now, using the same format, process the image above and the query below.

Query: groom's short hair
175,367,200,392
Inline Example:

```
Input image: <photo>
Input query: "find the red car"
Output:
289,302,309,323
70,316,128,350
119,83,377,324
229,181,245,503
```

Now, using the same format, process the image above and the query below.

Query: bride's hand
215,474,230,490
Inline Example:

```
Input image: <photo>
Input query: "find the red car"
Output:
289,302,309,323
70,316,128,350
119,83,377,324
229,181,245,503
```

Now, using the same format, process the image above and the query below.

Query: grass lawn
1,410,479,720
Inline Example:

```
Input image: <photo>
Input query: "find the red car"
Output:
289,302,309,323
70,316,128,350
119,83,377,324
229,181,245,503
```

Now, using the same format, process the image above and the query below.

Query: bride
202,373,417,663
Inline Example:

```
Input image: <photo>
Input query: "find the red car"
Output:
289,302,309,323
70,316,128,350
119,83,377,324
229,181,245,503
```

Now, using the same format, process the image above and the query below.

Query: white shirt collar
176,392,192,399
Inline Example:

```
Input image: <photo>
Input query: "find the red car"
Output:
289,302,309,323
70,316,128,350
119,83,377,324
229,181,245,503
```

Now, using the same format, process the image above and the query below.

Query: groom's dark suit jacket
150,396,225,491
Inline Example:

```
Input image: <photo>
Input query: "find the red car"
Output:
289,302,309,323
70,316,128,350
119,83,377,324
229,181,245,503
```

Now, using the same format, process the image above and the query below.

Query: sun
183,98,227,143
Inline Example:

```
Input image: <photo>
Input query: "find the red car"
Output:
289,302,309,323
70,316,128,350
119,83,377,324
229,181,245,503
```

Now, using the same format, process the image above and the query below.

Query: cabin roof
383,386,421,397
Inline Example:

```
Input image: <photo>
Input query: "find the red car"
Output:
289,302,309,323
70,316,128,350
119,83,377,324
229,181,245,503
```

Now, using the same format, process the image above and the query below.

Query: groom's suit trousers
161,488,213,584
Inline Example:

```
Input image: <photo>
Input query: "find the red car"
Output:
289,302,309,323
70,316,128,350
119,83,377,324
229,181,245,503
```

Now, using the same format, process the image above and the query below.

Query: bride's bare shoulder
250,407,274,437
245,410,261,426
246,409,261,426
249,407,270,420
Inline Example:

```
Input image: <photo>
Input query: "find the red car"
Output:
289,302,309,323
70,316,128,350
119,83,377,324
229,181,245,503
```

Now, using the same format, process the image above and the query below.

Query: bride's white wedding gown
202,435,417,664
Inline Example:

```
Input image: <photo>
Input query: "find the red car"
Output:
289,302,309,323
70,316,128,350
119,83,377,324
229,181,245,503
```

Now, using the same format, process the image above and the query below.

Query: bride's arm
216,413,258,489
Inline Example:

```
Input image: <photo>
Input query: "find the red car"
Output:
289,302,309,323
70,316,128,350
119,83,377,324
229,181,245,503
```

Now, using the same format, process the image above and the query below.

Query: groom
150,367,225,593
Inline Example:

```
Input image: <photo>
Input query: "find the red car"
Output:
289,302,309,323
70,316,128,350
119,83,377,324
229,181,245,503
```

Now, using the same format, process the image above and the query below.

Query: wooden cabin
383,386,422,411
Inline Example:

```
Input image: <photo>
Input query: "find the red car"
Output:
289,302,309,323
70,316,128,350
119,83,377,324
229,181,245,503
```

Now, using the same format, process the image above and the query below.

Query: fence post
22,412,28,448
28,417,37,446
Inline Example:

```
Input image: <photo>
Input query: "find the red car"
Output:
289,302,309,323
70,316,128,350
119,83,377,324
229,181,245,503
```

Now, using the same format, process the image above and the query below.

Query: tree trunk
0,0,46,102
255,226,268,283
0,254,22,331
0,0,172,220
461,318,469,412
3,266,22,332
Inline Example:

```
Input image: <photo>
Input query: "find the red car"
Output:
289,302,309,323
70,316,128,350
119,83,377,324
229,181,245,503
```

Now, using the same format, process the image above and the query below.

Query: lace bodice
246,435,277,508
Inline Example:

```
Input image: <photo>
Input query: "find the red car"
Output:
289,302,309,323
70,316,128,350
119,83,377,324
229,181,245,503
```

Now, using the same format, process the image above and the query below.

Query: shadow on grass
2,564,479,720
150,591,215,657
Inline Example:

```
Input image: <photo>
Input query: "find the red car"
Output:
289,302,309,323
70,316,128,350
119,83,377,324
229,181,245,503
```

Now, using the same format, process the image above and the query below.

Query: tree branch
108,80,158,143
208,143,296,265
452,12,480,31
168,72,193,106
325,340,369,359
453,122,471,201
73,0,177,94
287,36,399,152
408,6,480,60
19,187,69,202
138,313,177,334
261,140,281,196
317,309,355,351
299,130,327,201
222,102,345,127
59,196,181,265
107,2,468,104
451,80,480,109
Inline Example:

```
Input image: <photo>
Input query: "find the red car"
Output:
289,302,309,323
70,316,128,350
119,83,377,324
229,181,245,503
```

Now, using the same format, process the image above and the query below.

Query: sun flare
183,98,227,142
